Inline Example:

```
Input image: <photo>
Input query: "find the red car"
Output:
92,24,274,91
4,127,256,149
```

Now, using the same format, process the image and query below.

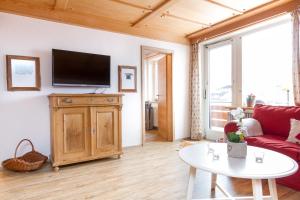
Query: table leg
268,179,278,200
211,173,217,191
187,166,196,200
252,179,263,200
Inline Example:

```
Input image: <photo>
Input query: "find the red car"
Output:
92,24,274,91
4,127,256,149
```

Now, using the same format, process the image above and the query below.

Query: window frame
203,38,240,140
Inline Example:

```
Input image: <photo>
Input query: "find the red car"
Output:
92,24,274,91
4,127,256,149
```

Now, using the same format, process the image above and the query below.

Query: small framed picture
118,65,137,92
6,55,41,91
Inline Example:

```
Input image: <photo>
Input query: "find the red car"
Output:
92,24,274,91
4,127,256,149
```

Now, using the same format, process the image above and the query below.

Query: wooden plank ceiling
0,0,279,44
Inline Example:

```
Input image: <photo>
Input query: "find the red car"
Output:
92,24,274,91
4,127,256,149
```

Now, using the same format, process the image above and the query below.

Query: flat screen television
52,49,111,87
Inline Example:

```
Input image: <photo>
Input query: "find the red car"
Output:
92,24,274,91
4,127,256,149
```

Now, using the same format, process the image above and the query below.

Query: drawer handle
107,98,114,102
62,98,73,103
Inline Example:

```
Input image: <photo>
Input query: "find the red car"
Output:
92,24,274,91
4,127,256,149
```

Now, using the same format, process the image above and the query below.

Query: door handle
156,94,160,100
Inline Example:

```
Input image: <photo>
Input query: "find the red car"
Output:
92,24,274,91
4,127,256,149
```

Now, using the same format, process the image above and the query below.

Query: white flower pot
227,141,247,158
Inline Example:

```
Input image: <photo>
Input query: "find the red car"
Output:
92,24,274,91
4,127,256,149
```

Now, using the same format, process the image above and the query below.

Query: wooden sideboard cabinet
48,93,123,170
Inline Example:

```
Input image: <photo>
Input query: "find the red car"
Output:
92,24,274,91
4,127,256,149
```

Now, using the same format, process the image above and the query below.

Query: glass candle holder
207,143,214,154
254,151,264,163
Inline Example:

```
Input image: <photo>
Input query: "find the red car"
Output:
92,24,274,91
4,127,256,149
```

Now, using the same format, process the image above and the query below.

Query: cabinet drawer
57,97,118,106
92,97,118,104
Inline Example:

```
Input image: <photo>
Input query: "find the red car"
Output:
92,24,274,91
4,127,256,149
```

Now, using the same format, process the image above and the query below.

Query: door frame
141,45,174,145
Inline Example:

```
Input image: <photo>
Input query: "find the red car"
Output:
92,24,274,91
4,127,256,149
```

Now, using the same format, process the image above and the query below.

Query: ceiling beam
54,0,69,10
132,0,180,27
110,0,152,11
0,0,189,44
111,0,209,28
205,0,243,14
188,0,299,44
162,12,210,27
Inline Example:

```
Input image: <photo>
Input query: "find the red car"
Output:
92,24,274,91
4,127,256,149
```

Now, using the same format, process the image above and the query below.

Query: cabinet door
91,107,119,156
55,107,90,163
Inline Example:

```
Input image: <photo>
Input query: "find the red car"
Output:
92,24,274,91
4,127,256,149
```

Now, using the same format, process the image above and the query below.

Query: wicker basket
2,139,48,172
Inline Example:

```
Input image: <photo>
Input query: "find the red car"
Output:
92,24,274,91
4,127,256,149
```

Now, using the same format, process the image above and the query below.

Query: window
145,60,159,102
204,15,293,138
207,43,233,131
242,22,293,106
209,44,232,105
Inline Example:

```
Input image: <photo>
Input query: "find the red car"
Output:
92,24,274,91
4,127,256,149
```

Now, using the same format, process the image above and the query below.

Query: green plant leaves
227,132,241,143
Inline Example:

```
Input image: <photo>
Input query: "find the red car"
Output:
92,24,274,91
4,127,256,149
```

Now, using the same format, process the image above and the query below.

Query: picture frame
118,65,137,92
6,55,41,91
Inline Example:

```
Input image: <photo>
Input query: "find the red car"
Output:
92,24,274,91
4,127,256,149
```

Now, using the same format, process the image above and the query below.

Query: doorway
141,46,174,144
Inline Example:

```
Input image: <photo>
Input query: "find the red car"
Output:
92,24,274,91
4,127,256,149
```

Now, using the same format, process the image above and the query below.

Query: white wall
0,13,190,162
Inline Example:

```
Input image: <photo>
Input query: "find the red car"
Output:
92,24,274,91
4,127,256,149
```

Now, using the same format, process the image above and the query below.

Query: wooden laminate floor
145,130,166,142
0,141,300,200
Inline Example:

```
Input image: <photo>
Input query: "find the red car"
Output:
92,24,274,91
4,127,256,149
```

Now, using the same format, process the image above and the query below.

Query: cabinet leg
117,155,121,159
53,166,59,172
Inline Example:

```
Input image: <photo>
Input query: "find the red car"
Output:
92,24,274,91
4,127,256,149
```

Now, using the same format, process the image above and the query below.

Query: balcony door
204,39,240,140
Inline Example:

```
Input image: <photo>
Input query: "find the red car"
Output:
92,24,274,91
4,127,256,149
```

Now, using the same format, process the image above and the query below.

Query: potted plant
226,108,247,158
246,93,256,107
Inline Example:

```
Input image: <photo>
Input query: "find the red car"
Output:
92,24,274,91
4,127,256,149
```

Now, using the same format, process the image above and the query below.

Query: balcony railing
210,104,254,129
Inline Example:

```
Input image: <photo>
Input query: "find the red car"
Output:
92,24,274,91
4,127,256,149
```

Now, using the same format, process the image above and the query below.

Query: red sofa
224,104,300,190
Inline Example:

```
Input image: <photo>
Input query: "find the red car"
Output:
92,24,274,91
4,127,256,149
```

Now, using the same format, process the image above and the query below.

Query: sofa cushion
252,105,300,138
287,119,300,144
246,135,300,161
242,118,263,137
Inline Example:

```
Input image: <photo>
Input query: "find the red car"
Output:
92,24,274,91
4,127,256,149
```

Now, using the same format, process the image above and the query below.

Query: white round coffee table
179,143,298,200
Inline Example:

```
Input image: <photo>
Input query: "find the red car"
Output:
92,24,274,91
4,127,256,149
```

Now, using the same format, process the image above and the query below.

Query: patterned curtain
292,9,300,106
190,43,203,140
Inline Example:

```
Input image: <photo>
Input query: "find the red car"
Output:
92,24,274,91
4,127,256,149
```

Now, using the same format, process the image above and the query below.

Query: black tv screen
52,49,110,87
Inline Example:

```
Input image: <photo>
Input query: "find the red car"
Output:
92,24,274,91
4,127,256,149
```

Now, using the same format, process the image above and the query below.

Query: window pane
208,43,232,130
148,62,154,101
154,62,159,101
242,22,293,106
209,44,232,103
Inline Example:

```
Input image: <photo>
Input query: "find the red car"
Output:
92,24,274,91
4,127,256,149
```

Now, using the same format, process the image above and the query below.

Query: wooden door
55,107,90,163
157,54,173,141
91,107,119,156
166,54,173,141
157,56,167,139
